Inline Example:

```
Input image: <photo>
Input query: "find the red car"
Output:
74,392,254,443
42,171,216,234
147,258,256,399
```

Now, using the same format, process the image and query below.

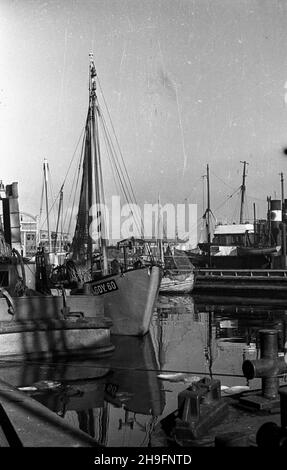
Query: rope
66,128,86,235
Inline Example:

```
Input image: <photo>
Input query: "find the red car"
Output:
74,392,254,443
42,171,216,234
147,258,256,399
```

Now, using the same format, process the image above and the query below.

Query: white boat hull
159,272,195,294
87,266,161,336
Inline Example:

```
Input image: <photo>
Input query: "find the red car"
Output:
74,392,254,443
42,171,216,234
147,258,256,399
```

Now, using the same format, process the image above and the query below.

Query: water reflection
0,294,286,446
152,295,287,388
0,334,166,447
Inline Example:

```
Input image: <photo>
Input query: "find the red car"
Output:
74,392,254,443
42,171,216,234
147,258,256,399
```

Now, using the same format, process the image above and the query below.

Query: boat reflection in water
194,296,287,351
0,333,166,447
153,295,287,389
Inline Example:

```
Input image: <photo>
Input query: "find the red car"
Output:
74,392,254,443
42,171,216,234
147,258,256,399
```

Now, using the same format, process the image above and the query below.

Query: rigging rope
97,106,143,237
97,77,140,210
212,185,242,215
210,169,238,191
65,128,86,236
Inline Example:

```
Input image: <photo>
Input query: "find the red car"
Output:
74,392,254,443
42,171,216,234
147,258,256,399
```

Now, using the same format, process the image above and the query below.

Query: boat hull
0,318,114,358
237,246,277,257
103,333,165,416
0,295,114,358
0,294,105,321
87,266,161,336
159,272,195,294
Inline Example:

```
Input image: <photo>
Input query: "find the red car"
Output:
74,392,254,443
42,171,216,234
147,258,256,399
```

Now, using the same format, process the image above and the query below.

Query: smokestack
270,199,282,246
2,182,21,251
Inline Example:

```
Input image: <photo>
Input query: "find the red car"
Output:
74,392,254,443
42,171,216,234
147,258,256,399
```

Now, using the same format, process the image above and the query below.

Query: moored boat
87,265,161,336
0,288,114,358
159,249,195,294
237,246,277,257
159,270,194,294
62,54,161,336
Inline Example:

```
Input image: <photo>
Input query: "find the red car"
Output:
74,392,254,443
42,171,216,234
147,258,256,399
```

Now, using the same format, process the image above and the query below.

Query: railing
196,269,287,280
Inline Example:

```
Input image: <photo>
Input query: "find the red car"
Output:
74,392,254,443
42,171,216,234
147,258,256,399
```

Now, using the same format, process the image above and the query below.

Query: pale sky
1,0,287,234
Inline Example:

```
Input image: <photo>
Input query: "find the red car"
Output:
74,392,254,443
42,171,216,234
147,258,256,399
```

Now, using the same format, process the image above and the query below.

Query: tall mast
43,158,52,253
239,160,248,224
157,194,164,265
206,164,211,267
89,53,108,274
54,184,63,253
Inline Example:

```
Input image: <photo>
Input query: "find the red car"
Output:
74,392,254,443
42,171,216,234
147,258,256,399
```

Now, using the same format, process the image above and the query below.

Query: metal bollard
242,330,287,399
240,329,287,411
172,377,228,442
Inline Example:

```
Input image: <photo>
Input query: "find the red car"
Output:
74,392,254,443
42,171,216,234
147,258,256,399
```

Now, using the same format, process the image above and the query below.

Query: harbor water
0,294,286,447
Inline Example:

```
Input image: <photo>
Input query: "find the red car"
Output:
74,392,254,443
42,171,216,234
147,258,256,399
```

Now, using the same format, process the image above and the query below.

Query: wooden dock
193,269,287,297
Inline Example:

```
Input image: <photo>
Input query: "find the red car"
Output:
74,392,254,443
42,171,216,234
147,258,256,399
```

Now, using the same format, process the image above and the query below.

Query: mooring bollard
173,377,228,442
239,329,287,411
243,330,286,399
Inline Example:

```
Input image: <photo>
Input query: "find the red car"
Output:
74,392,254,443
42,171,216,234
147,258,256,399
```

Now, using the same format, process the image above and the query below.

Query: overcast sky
1,0,287,233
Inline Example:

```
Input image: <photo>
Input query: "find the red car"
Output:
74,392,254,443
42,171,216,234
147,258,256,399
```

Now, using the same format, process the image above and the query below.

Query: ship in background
185,162,285,270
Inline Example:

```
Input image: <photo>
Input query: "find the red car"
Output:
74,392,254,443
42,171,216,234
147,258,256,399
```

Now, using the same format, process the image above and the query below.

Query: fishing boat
62,54,161,336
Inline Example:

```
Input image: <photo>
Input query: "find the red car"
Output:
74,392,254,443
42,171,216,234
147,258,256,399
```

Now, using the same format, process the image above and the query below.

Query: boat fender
0,287,15,315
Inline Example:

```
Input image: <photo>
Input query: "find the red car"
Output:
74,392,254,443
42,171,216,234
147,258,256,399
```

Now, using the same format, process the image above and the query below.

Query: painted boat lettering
105,382,119,397
93,279,119,295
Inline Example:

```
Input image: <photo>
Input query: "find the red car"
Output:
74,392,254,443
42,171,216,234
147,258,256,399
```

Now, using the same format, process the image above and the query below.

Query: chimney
2,182,21,251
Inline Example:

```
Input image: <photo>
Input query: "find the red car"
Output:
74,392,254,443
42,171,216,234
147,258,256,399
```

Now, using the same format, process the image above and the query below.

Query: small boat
155,197,195,295
159,271,195,294
237,246,277,257
159,249,195,294
0,287,114,358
